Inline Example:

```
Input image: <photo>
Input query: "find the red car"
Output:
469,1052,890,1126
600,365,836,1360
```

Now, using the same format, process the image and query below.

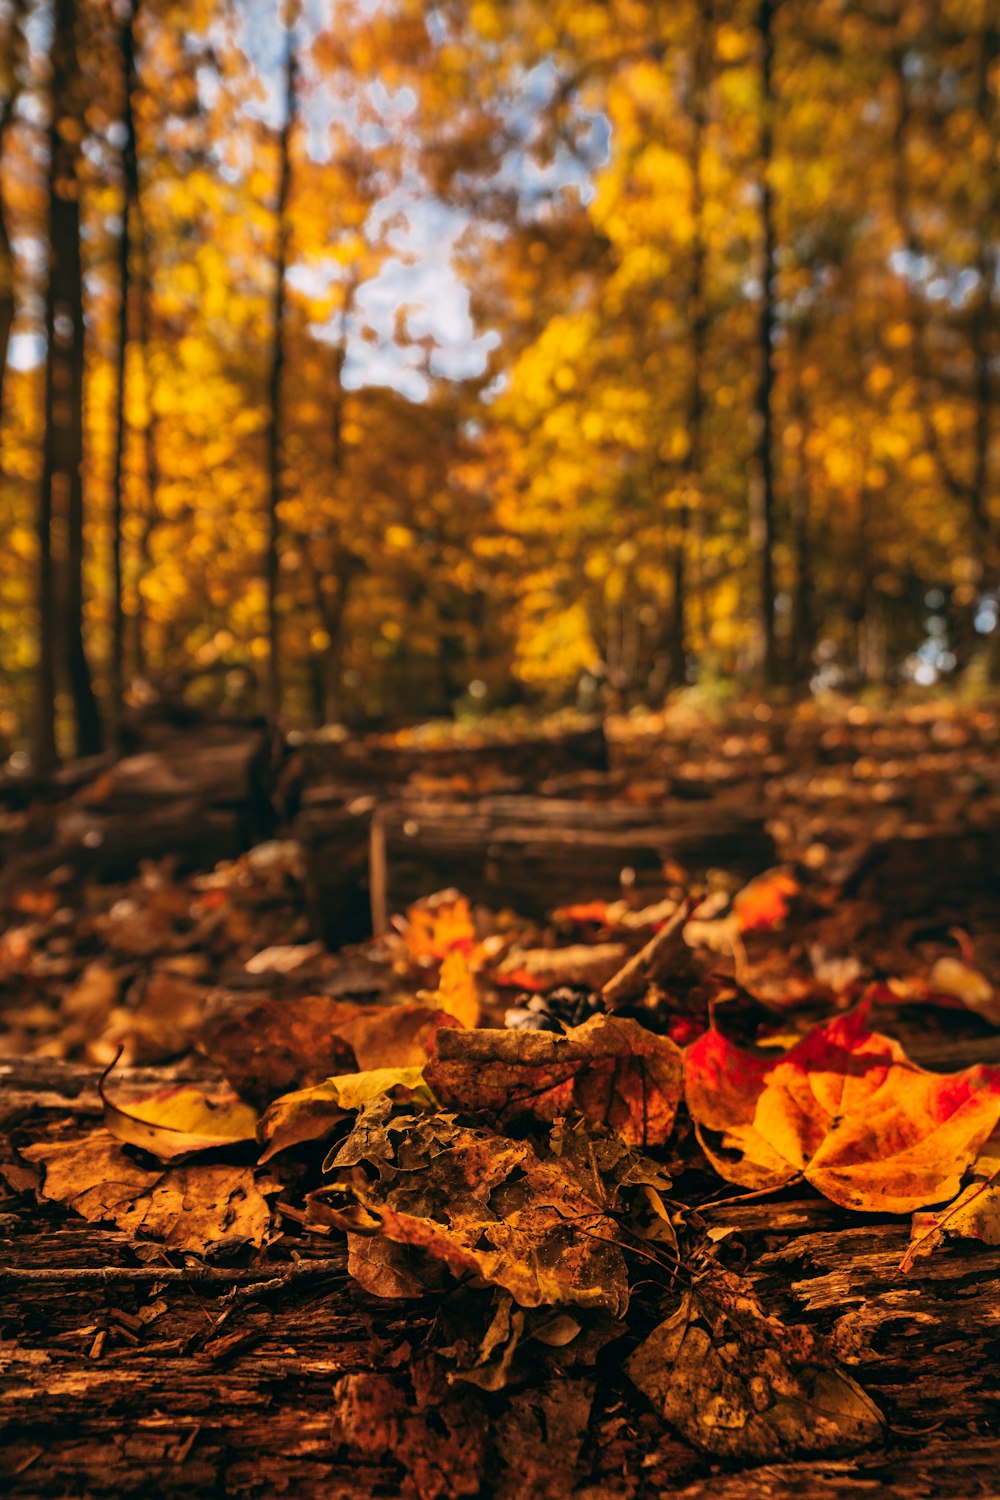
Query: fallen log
296,794,776,945
0,726,274,893
1,1054,998,1498
286,718,609,800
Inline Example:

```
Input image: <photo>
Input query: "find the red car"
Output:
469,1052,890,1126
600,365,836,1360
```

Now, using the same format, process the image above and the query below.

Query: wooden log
1,1054,998,1498
287,719,609,797
296,794,776,944
0,726,274,894
375,796,776,917
296,796,378,948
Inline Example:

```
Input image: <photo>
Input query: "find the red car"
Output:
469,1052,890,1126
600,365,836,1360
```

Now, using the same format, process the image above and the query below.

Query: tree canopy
0,0,997,753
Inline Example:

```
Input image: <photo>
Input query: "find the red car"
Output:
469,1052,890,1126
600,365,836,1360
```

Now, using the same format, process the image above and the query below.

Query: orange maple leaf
732,871,799,933
685,1001,1000,1212
401,890,477,964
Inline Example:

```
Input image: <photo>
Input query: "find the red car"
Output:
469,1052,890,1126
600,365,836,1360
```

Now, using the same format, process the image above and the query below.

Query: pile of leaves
6,862,1000,1489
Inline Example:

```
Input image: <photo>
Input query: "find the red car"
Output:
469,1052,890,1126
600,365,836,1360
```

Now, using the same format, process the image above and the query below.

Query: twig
0,1258,347,1287
600,901,690,1008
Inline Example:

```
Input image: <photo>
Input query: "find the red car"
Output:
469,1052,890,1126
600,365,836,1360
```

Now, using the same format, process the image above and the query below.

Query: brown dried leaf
903,1154,1000,1268
426,1014,683,1147
258,1066,431,1162
101,1080,258,1162
22,1130,273,1254
91,971,209,1067
201,996,457,1109
325,1108,629,1313
494,943,628,994
627,1267,884,1460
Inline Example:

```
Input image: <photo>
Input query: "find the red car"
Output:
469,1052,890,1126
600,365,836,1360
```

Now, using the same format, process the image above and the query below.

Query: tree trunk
132,197,161,682
264,2,297,720
789,398,814,689
38,0,103,763
0,0,26,428
674,0,713,687
0,192,13,429
749,0,778,687
109,0,140,747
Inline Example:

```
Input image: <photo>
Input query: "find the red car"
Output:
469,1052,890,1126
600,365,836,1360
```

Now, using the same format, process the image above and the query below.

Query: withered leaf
426,1013,683,1147
685,1002,1000,1212
258,1066,431,1162
324,1107,629,1312
91,970,209,1068
330,1371,485,1498
201,996,458,1108
102,1080,257,1162
627,1267,884,1460
732,869,799,933
418,949,481,1028
400,889,478,964
22,1130,274,1254
347,1230,438,1299
903,1154,1000,1269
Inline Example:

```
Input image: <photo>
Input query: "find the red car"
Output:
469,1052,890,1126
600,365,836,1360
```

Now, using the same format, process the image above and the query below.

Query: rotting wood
1,1055,999,1497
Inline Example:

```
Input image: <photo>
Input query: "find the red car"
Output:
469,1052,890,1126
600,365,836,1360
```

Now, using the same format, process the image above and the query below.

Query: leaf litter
4,835,1000,1491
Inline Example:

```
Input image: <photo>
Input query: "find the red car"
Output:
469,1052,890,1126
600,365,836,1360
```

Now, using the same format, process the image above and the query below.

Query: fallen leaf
244,941,324,975
91,971,209,1067
330,1371,485,1498
552,900,612,926
322,1105,629,1312
903,1155,1000,1269
733,870,799,933
446,1292,525,1390
258,1066,432,1162
22,1130,273,1254
347,1231,437,1299
553,897,679,934
419,948,481,1028
493,1378,594,1497
891,956,1000,1028
400,889,477,963
426,1013,683,1147
200,996,457,1109
627,1266,884,1460
685,1001,1000,1211
101,1079,258,1162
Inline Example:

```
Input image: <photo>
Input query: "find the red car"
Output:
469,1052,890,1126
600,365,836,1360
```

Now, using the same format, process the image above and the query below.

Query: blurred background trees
0,0,997,756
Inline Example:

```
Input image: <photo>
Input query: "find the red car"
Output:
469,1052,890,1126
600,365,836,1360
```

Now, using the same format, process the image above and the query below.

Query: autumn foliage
1,0,1000,755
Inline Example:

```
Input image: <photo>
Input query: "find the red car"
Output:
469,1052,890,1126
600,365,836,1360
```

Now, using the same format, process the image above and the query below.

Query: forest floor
2,701,1000,1498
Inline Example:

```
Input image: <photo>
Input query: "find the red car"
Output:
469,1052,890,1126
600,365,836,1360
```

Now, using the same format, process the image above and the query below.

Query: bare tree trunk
38,0,102,763
109,0,140,746
132,190,161,682
789,389,814,690
673,0,713,688
264,1,298,720
0,0,28,457
749,0,778,688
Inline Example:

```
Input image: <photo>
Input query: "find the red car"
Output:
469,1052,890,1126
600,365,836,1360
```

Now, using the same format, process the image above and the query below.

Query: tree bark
109,0,140,747
0,0,28,431
264,2,298,720
789,393,814,689
38,0,103,763
749,0,778,687
672,0,713,687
